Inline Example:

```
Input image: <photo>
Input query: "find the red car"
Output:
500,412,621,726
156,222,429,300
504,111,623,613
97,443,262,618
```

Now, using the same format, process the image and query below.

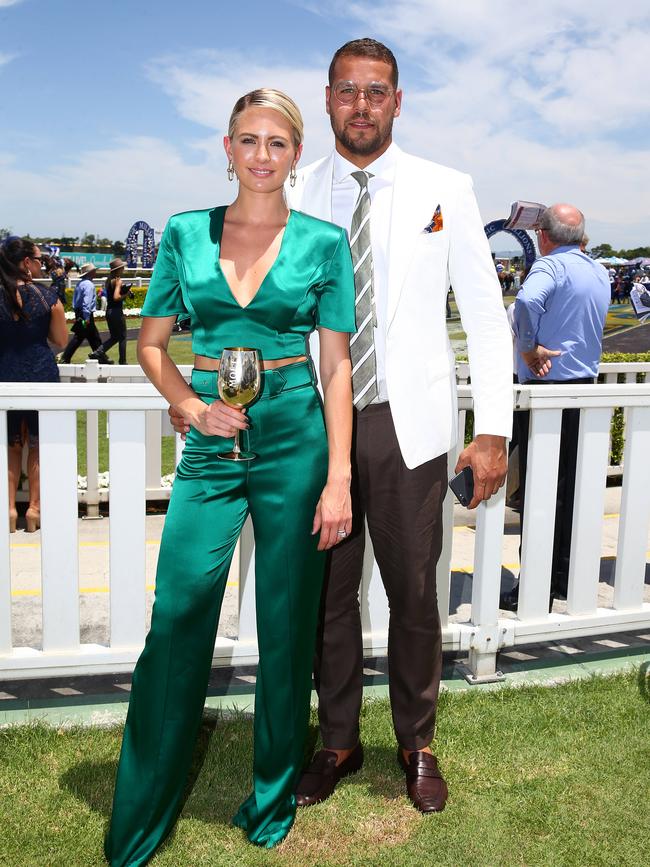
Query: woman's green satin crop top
141,206,356,360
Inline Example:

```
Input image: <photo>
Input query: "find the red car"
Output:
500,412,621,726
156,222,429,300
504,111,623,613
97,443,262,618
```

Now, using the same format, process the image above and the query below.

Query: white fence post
467,486,507,680
0,412,11,655
566,408,612,615
437,435,463,631
517,407,563,621
85,361,101,518
40,410,80,652
614,405,650,609
108,411,147,648
145,411,162,494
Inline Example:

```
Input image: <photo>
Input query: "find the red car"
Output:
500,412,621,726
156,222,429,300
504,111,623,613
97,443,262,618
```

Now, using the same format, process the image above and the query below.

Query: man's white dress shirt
331,144,398,403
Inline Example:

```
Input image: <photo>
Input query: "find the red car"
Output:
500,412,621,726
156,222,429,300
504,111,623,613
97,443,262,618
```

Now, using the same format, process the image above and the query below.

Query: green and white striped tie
349,171,378,410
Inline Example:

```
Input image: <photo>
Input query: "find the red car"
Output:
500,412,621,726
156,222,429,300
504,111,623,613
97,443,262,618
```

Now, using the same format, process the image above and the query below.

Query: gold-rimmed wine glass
216,347,261,461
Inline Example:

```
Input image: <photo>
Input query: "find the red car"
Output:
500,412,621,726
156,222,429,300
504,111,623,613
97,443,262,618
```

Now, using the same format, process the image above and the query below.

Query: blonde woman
105,89,355,862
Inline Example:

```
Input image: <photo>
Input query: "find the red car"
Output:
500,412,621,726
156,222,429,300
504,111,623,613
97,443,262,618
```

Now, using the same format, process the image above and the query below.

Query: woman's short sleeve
141,222,188,318
316,229,357,333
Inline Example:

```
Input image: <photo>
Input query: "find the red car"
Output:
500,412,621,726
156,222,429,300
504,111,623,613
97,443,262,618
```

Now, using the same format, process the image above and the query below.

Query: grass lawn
1,670,648,866
90,320,195,366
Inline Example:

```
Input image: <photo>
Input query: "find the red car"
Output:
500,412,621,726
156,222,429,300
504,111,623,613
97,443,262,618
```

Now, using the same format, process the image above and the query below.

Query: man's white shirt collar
332,142,398,185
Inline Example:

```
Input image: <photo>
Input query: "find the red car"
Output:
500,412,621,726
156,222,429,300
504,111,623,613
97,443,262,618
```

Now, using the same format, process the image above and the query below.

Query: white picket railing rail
1,377,649,681
14,361,646,514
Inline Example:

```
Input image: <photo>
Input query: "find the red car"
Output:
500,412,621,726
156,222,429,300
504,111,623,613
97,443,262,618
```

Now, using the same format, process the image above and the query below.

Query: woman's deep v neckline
216,206,293,310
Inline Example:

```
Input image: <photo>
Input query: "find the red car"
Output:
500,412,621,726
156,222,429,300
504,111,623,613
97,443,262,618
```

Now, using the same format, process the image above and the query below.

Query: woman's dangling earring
289,165,297,187
227,161,235,182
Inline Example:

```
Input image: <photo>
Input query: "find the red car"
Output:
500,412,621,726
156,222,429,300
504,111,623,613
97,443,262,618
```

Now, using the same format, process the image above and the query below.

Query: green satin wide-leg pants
105,363,328,865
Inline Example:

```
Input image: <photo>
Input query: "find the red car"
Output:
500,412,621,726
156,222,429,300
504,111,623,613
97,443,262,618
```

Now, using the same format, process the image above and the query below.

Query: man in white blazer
291,39,513,814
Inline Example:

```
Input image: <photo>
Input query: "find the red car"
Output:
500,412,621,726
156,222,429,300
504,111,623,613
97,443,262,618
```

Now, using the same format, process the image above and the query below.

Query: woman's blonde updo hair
228,88,304,149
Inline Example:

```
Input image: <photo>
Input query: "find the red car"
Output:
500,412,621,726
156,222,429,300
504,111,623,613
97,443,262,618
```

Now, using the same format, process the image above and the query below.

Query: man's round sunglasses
333,81,393,107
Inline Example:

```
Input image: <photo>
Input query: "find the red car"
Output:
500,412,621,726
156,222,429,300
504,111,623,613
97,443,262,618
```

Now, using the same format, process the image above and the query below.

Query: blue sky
1,0,649,248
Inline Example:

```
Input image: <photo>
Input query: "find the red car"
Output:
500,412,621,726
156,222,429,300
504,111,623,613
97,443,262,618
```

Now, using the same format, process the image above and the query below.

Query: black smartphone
448,466,474,507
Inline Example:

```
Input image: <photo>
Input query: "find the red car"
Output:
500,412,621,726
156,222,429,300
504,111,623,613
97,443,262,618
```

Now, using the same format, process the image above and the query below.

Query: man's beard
330,112,393,156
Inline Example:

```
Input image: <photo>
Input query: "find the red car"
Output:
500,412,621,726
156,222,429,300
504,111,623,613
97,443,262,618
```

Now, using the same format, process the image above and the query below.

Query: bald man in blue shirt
501,204,610,611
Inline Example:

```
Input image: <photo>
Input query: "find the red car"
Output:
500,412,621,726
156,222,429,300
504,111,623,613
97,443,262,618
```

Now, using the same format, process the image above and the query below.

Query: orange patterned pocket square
423,205,443,233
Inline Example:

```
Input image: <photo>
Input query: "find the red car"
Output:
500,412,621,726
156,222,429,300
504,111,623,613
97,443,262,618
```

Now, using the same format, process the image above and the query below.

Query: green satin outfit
105,207,355,865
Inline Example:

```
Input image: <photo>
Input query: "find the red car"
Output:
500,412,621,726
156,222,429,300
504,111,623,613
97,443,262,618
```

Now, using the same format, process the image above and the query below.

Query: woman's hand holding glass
177,397,249,439
312,476,352,551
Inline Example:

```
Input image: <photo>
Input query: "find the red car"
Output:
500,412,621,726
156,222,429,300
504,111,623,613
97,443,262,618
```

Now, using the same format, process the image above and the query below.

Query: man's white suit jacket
288,144,513,470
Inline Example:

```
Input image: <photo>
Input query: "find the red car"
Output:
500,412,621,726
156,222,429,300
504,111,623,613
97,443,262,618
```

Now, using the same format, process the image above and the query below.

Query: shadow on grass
59,713,237,825
360,744,413,800
639,662,650,704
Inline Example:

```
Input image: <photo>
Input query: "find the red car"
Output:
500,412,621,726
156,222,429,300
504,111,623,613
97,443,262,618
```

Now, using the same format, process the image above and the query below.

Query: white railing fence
15,362,649,513
1,379,649,682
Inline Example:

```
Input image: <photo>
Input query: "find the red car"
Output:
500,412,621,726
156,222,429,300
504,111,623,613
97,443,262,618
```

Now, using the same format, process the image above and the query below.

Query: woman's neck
226,188,289,226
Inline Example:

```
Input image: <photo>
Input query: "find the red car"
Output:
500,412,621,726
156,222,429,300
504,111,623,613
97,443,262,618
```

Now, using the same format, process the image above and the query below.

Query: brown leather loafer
295,742,364,807
398,749,448,813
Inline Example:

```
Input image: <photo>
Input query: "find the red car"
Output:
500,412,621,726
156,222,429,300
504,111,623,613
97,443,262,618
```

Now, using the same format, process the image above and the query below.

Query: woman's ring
337,529,347,537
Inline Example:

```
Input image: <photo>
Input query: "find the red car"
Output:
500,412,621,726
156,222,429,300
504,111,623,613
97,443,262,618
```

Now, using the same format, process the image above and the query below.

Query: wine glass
217,347,262,461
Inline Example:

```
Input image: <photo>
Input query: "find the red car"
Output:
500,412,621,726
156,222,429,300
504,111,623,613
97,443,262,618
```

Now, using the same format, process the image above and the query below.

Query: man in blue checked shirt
501,203,610,611
59,262,107,363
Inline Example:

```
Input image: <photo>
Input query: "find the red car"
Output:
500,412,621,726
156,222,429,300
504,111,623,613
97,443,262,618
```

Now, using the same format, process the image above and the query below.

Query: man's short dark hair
328,38,399,88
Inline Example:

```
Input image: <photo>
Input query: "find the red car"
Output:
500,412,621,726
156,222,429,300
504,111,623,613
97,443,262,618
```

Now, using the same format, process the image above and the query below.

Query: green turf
1,670,648,866
87,322,195,366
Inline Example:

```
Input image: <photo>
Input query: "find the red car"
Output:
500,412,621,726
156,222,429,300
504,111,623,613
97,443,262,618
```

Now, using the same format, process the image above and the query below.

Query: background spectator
0,236,67,532
89,258,133,365
59,263,105,363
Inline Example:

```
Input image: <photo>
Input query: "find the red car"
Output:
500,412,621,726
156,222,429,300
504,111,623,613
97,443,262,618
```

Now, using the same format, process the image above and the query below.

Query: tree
112,240,125,256
590,243,614,259
0,228,12,241
618,247,650,259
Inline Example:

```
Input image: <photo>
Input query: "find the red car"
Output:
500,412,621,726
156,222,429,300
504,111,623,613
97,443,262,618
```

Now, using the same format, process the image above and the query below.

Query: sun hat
79,263,98,277
109,258,127,272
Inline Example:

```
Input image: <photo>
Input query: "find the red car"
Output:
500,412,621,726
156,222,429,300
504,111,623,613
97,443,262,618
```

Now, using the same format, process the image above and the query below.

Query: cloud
0,137,229,238
4,5,649,247
0,0,25,7
291,0,650,244
0,52,17,67
324,0,650,140
146,51,334,162
2,51,339,239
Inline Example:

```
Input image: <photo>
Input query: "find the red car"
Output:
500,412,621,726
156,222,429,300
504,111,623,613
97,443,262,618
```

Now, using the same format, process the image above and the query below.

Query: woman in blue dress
0,237,68,532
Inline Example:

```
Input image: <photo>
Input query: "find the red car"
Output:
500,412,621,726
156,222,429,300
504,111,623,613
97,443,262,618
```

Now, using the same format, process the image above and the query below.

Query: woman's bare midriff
193,354,307,371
